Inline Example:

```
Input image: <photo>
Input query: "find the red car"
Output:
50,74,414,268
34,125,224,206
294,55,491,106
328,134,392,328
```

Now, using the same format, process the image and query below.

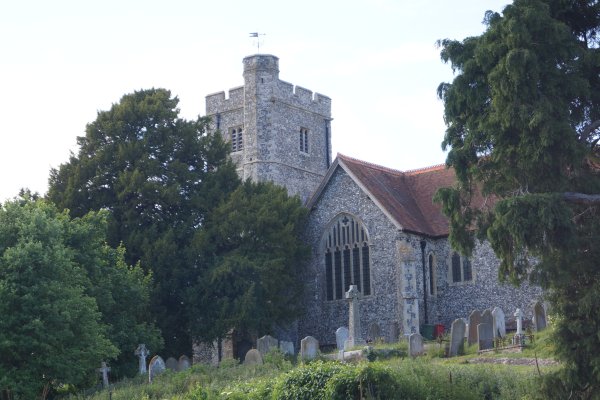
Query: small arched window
324,214,371,300
450,251,473,284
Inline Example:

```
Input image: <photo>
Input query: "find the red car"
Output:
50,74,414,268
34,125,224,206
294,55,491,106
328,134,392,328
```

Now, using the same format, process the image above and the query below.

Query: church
204,54,542,353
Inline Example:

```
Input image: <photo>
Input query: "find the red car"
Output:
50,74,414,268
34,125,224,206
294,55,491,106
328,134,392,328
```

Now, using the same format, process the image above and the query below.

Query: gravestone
165,357,178,371
477,323,494,350
408,333,424,357
335,327,349,351
279,340,294,355
134,344,150,375
449,318,466,357
257,334,279,358
177,355,191,372
97,362,110,388
300,336,319,360
345,285,366,349
533,301,547,331
481,309,493,332
243,349,263,365
148,355,166,383
467,310,481,346
492,307,506,338
513,308,525,345
368,323,382,343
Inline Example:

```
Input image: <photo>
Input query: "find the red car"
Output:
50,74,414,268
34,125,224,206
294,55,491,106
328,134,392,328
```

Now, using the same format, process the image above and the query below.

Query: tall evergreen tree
48,88,239,356
436,0,600,396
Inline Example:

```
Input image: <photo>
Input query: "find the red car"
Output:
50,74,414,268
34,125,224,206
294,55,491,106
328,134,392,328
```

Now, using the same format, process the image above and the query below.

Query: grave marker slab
492,307,506,338
481,309,493,331
257,335,279,358
478,322,494,351
449,318,466,357
148,355,166,383
468,310,481,346
165,357,178,371
243,349,263,365
177,355,191,371
408,333,424,357
335,327,349,351
345,285,366,349
300,336,319,360
533,301,547,331
279,340,294,355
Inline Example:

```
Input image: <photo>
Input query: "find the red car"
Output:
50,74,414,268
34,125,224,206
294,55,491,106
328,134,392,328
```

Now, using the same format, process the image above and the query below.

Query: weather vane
249,32,266,53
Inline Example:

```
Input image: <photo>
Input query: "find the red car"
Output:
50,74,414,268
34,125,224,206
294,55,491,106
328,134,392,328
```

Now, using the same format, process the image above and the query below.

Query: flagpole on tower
249,32,266,53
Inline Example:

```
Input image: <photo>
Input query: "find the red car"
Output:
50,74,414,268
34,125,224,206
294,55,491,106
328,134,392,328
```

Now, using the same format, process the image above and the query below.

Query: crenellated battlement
206,86,244,115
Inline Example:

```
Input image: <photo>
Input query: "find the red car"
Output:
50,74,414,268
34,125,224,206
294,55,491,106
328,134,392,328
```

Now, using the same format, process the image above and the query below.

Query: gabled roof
307,153,467,238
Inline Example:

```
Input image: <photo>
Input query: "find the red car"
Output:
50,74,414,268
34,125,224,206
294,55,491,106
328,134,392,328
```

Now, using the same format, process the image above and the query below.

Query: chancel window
300,128,309,153
450,252,473,283
324,214,371,300
231,127,243,152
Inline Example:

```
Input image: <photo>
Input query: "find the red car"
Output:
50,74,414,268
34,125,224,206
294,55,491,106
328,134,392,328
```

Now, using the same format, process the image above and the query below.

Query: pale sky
0,0,511,202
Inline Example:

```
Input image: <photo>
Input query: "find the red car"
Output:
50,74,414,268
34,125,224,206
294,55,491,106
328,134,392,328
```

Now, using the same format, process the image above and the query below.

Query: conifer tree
436,1,600,396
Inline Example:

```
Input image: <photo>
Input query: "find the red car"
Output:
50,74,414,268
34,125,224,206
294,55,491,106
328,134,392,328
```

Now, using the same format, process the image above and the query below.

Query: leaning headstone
533,301,547,331
368,323,382,343
335,327,349,350
492,307,506,338
345,285,366,349
449,318,466,357
467,310,481,346
135,344,150,375
408,333,424,357
177,355,191,372
243,349,263,365
165,357,178,371
300,336,319,360
97,362,110,388
148,355,166,383
477,323,494,351
257,335,279,358
279,340,294,356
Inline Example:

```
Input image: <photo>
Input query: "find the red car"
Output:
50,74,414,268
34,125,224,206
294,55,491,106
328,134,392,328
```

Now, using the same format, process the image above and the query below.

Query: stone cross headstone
335,327,349,351
449,318,466,357
165,357,178,371
345,285,366,349
300,336,319,360
368,323,382,343
408,333,424,357
134,344,150,375
177,355,191,372
97,362,110,388
467,310,481,346
257,334,279,358
514,308,524,335
148,355,166,383
477,323,494,350
533,301,547,331
279,340,294,355
243,349,263,365
492,307,506,338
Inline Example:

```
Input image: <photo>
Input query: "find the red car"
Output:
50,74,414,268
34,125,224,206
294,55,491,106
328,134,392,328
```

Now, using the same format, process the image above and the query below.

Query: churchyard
66,286,558,400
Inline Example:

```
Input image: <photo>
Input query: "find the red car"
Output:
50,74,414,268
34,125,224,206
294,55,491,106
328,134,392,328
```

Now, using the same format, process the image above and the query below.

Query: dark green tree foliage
436,0,600,396
0,199,118,399
48,89,239,356
188,181,309,342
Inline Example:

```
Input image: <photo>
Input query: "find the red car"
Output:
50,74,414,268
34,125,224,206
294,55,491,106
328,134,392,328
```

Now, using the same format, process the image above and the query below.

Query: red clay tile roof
332,154,462,237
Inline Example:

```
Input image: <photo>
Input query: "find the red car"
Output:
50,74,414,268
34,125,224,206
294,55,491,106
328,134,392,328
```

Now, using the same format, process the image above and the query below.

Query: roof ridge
337,153,405,175
404,163,447,175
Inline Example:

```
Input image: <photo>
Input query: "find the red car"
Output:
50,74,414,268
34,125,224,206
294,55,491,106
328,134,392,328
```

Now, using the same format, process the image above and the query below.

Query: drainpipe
420,240,428,325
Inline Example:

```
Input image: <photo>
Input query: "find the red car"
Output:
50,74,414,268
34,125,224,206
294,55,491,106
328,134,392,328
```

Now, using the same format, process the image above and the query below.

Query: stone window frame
427,251,437,296
299,127,309,154
230,126,243,152
322,212,372,301
446,251,475,285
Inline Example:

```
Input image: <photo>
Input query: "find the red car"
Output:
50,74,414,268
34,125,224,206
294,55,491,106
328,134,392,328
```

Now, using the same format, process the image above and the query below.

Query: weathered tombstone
300,336,319,360
389,322,400,343
279,340,294,355
177,355,191,372
368,323,382,343
481,309,493,332
408,333,424,357
477,323,494,351
257,334,279,358
513,308,525,345
97,362,110,388
335,327,349,351
165,357,178,371
448,318,466,357
134,344,150,375
492,307,506,338
148,355,166,383
243,349,263,365
344,285,366,349
467,310,481,346
533,301,547,331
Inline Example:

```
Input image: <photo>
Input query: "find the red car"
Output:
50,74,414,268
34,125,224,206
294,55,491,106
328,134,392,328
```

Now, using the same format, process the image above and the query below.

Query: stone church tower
205,54,332,201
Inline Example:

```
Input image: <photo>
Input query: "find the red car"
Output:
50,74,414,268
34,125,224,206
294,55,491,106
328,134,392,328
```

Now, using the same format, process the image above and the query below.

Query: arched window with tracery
323,214,371,300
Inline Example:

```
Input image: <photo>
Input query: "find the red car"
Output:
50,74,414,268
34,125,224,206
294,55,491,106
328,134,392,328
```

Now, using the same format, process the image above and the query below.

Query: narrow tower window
300,128,309,153
230,127,243,152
